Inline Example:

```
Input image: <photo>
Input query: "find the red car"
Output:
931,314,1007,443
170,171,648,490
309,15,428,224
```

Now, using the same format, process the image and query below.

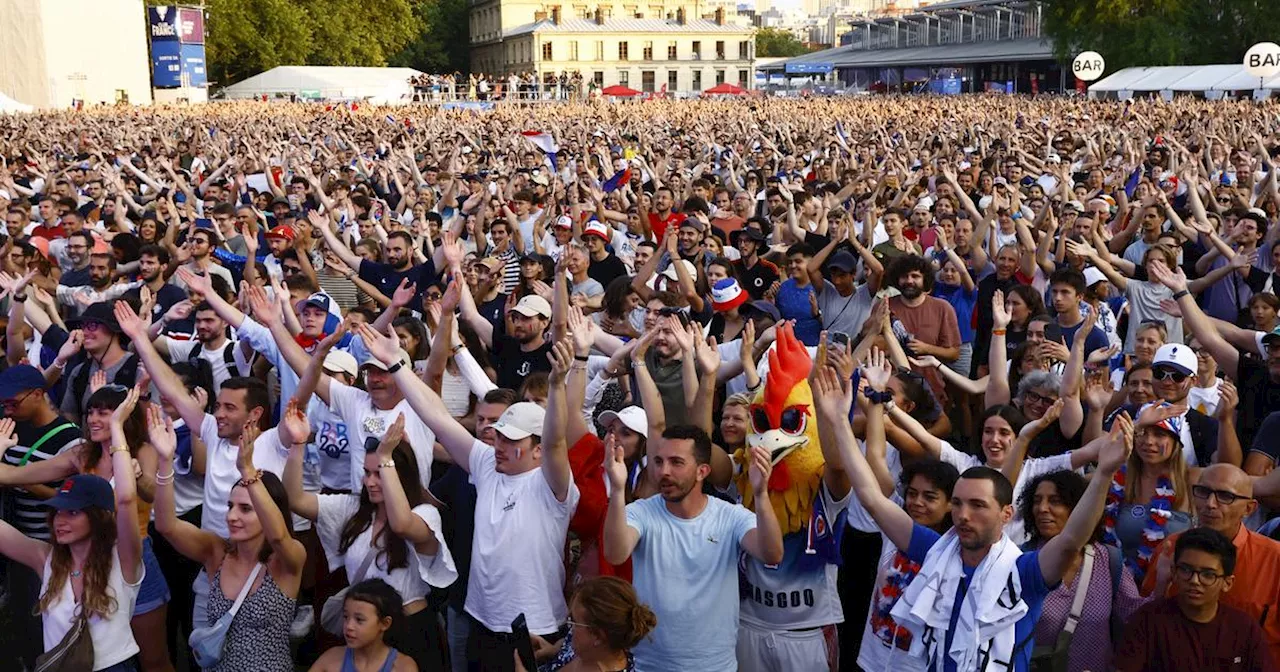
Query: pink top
1031,542,1151,672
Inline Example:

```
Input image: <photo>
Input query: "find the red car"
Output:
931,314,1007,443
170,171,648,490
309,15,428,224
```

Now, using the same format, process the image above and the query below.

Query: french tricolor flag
521,130,560,170
602,167,631,193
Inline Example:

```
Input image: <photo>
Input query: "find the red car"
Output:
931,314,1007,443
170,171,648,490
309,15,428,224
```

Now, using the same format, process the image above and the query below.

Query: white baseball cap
598,406,648,438
660,259,698,282
1152,343,1196,376
1082,267,1107,287
362,349,411,372
510,295,552,318
490,402,546,440
322,350,358,378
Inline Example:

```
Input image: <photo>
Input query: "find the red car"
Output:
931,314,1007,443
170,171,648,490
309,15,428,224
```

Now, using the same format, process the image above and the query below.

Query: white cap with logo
1152,343,1196,376
490,402,546,440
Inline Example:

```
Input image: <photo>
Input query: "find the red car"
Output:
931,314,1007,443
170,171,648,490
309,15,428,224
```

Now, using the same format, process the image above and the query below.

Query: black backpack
70,353,140,413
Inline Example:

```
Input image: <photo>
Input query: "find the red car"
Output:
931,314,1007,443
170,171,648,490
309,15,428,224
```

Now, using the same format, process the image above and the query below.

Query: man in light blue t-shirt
603,425,784,672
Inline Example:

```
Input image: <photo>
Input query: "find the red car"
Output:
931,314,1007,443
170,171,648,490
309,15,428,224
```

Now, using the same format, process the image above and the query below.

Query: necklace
70,569,82,578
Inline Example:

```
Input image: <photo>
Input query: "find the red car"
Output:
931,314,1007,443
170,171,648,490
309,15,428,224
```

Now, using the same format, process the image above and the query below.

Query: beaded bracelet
863,388,894,405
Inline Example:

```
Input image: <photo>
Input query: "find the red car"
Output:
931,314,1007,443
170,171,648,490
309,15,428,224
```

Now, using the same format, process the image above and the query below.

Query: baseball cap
362,349,411,372
661,259,698,282
597,406,648,438
913,196,934,212
490,402,546,441
678,217,703,233
993,177,1009,187
323,350,359,378
554,215,574,230
1137,401,1185,445
1152,343,1196,376
475,257,504,272
510,295,552,318
531,173,550,187
0,364,47,401
1261,324,1280,346
710,278,748,312
266,225,296,241
581,220,611,243
748,300,781,322
45,475,115,512
1082,267,1107,287
302,293,333,314
1064,200,1085,212
828,250,857,273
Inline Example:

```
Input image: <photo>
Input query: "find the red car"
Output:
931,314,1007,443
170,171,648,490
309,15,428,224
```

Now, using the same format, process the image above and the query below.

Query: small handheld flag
602,167,632,193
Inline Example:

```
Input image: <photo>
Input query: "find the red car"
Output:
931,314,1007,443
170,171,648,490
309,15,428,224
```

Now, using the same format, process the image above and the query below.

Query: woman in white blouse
0,395,144,672
280,401,456,672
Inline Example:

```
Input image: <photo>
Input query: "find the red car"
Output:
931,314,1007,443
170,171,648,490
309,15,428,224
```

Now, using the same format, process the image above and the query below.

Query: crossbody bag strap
351,546,378,585
225,563,265,620
1064,545,1095,635
18,423,76,467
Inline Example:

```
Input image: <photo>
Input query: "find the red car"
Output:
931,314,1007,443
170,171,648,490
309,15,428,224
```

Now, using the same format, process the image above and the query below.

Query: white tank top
40,547,142,670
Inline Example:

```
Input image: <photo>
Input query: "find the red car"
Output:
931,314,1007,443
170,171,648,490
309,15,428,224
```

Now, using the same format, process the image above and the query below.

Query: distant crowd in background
408,73,587,102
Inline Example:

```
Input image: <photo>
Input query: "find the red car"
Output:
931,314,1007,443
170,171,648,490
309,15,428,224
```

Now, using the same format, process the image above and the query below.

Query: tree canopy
1041,0,1280,72
755,27,811,58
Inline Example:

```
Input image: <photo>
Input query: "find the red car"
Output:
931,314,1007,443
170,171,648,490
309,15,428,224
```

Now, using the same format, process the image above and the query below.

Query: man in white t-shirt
117,300,290,628
603,425,784,672
150,301,252,393
355,323,579,671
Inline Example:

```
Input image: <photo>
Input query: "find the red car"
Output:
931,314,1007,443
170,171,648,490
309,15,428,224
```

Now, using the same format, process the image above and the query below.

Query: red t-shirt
567,434,631,582
648,211,682,241
1116,598,1273,672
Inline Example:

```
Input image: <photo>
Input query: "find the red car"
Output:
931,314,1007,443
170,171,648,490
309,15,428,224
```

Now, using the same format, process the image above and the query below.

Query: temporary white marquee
0,91,33,114
1090,63,1280,99
219,66,425,105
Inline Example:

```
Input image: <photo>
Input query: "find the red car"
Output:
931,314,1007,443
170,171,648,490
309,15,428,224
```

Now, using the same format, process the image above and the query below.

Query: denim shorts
134,536,171,616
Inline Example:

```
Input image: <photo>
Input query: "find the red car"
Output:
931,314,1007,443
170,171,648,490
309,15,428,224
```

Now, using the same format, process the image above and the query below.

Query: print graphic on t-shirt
315,420,349,461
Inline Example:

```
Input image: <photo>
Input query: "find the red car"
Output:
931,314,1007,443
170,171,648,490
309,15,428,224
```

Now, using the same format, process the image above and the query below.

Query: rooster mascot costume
732,323,849,671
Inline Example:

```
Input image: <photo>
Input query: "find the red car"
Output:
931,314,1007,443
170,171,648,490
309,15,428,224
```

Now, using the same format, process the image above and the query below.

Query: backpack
70,353,140,413
189,340,238,372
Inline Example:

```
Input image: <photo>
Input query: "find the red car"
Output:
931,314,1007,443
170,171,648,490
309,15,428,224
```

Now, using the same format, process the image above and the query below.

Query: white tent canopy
1090,63,1280,96
219,66,425,105
0,91,33,114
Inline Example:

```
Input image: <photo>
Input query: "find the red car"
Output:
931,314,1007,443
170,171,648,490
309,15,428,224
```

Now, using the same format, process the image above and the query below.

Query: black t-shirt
587,254,628,291
1236,353,1280,449
477,293,507,334
973,273,1025,373
357,258,439,307
1027,421,1083,460
734,258,780,301
493,335,553,391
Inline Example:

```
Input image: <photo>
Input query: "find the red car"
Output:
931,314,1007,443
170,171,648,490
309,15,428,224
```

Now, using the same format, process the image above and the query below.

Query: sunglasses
425,291,443,301
1190,485,1250,506
1152,369,1188,383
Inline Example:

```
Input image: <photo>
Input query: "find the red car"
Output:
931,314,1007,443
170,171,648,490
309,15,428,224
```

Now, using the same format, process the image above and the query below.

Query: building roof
1089,64,1280,93
505,17,751,38
760,38,1053,70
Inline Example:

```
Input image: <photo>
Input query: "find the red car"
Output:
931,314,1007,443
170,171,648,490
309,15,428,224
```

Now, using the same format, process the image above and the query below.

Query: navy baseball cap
828,250,857,273
45,475,115,512
303,293,333,314
0,365,47,401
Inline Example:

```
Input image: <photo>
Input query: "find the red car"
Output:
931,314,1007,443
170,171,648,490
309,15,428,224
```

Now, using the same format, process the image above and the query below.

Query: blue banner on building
785,63,833,75
149,6,180,42
180,44,207,87
151,40,182,88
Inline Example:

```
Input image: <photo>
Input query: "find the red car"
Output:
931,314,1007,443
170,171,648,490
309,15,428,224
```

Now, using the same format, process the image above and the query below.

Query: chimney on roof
534,9,548,21
715,7,725,25
551,6,560,24
677,7,686,24
595,7,604,24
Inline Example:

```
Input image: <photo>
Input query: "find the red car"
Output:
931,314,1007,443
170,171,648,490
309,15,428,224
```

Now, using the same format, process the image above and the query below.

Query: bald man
1144,464,1280,662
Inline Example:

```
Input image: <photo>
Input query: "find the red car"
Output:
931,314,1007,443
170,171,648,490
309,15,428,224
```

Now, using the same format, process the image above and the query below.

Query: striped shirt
2,417,83,540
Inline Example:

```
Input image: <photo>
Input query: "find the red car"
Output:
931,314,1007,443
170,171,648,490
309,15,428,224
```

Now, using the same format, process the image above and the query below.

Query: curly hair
1018,469,1103,549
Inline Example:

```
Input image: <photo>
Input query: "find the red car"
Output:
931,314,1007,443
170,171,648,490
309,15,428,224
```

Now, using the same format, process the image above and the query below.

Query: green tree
755,27,809,58
203,0,313,86
391,0,472,74
302,0,421,67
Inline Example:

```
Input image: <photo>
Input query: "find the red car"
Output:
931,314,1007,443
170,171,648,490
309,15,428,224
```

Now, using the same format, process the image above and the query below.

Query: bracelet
863,388,894,405
379,459,396,469
237,469,264,488
51,360,66,370
385,360,404,374
632,361,647,369
109,445,130,455
1171,289,1190,300
12,293,26,302
992,328,1007,336
154,470,175,486
574,355,589,362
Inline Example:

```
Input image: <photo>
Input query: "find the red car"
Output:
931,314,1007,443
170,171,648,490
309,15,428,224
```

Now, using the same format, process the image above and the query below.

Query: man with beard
887,255,961,403
603,425,783,672
55,251,140,319
135,244,190,326
149,302,250,393
57,301,139,423
54,230,93,288
640,185,682,241
169,228,234,293
465,290,553,391
312,212,440,307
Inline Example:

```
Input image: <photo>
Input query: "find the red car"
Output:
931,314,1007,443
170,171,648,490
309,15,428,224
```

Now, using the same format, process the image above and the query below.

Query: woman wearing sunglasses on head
0,387,145,671
0,384,173,672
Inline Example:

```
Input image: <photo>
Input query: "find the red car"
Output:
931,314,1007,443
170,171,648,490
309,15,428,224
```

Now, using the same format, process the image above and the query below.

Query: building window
594,71,604,86
642,70,655,93
643,41,653,60
692,41,701,60
716,69,725,84
692,69,702,90
619,41,629,61
570,41,579,61
668,69,678,91
619,70,630,86
542,42,552,61
738,69,749,88
596,41,604,61
667,41,677,59
716,41,725,60
739,40,750,60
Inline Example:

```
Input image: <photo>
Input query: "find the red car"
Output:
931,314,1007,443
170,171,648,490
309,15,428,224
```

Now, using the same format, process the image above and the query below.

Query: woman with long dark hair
280,402,455,672
150,403,305,672
0,384,172,671
0,388,145,670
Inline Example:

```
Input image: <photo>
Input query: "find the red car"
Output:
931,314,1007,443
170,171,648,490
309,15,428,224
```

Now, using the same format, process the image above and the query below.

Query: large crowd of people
408,73,587,102
0,95,1276,672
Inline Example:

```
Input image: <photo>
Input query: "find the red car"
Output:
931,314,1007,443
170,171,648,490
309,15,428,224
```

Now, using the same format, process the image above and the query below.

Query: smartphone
511,614,537,672
830,331,851,350
1044,323,1063,343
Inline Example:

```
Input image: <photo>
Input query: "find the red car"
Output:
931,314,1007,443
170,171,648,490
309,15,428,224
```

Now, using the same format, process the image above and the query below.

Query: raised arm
0,420,51,571
1001,399,1063,488
147,404,224,567
114,301,206,431
1148,261,1238,375
309,210,363,272
277,400,319,521
236,422,306,581
374,414,440,554
539,339,575,502
601,433,640,565
109,387,144,583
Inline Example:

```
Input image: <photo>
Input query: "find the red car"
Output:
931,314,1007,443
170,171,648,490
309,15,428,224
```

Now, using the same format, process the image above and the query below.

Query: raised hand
1146,259,1187,293
566,307,596,357
377,413,406,460
667,316,695,353
909,354,942,369
354,322,403,366
318,320,348,352
390,278,417,309
747,444,774,496
602,431,627,493
694,335,720,376
110,384,142,428
277,399,311,447
1040,340,1071,363
146,404,177,461
113,300,151,342
88,370,108,396
176,266,212,297
1135,401,1186,428
56,329,84,366
1036,397,1065,427
440,276,462,313
812,363,853,421
0,417,18,452
861,346,893,391
237,420,261,476
1216,379,1238,421
547,337,574,384
1098,412,1134,474
992,289,1011,329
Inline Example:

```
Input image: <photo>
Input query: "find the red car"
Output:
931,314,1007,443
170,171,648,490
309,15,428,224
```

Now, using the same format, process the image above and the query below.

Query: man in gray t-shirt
815,251,874,339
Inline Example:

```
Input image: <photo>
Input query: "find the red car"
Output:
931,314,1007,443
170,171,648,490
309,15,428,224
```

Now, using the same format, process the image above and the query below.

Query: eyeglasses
1174,563,1226,586
565,619,594,630
1022,390,1059,406
1152,369,1189,383
283,265,303,275
0,388,40,410
1190,485,1251,506
82,320,106,333
1216,197,1232,204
